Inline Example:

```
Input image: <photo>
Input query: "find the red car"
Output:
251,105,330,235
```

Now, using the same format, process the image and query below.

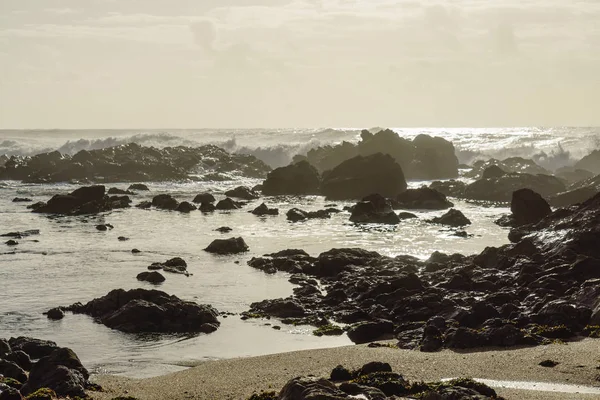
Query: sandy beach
90,339,600,400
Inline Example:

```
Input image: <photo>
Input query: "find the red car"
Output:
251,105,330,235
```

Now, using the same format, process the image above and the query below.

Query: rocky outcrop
261,161,321,196
301,129,458,181
215,198,240,210
0,339,95,399
260,363,502,399
463,173,566,202
152,194,179,210
393,187,453,210
0,143,271,183
204,237,249,255
147,257,189,275
32,185,131,215
64,288,220,334
549,187,598,208
349,194,399,224
321,153,407,200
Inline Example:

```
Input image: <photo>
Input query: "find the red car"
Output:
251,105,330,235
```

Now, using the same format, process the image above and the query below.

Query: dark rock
96,224,108,231
251,203,279,216
549,187,598,208
482,165,506,179
131,248,141,253
394,187,453,210
176,201,197,213
215,227,232,233
539,359,559,368
278,377,347,399
429,209,471,227
286,208,331,222
128,183,149,191
46,308,64,320
398,212,418,220
0,360,27,383
0,387,23,400
464,173,566,202
137,271,166,284
555,167,594,185
118,236,129,241
575,150,600,174
108,187,134,195
330,365,353,381
151,194,178,210
0,143,270,183
0,339,10,356
21,347,88,397
26,202,46,210
321,153,407,200
249,298,306,318
135,201,152,209
4,351,32,372
8,337,58,359
192,193,215,204
224,186,259,200
205,237,249,254
215,198,239,210
33,185,131,215
5,240,18,246
347,320,394,344
200,202,216,212
262,160,321,196
358,361,392,376
511,188,552,226
349,194,400,224
65,288,220,334
12,197,32,203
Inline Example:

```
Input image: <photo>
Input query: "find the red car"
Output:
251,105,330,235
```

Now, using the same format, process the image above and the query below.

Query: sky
1,0,599,128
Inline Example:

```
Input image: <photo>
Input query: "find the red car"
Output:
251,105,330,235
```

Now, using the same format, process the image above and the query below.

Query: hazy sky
1,0,599,128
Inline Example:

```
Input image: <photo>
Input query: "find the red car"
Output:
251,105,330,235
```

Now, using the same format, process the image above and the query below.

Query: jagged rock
192,193,216,204
248,298,307,318
429,209,471,227
394,187,453,210
251,203,279,216
278,377,347,399
224,186,259,200
137,271,166,284
466,157,549,179
349,194,399,224
262,160,321,196
321,153,407,200
128,183,149,191
65,288,220,334
0,143,271,183
152,194,179,210
204,237,249,254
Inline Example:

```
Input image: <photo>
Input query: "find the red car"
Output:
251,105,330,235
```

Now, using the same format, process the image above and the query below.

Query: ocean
0,127,598,378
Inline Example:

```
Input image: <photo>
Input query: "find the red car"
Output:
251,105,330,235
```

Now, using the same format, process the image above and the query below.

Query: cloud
190,19,217,52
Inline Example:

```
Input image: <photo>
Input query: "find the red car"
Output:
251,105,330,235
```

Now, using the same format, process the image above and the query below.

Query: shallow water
0,178,511,378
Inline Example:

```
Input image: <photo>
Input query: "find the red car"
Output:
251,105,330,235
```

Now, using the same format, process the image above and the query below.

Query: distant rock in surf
32,185,131,215
205,237,249,255
262,160,321,196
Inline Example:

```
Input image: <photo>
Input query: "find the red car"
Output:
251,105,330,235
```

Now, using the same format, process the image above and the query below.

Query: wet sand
90,339,600,400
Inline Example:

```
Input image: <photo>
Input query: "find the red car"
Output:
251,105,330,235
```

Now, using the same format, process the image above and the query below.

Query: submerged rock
137,271,166,284
286,208,331,222
128,183,150,191
321,153,407,200
224,186,259,200
394,187,453,210
349,194,399,224
64,288,220,334
215,198,240,210
251,203,279,216
152,194,179,210
192,192,216,204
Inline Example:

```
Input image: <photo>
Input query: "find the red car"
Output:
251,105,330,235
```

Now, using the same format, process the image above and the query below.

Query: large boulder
65,288,220,334
32,185,130,215
251,203,279,216
262,161,321,196
8,338,58,360
321,153,407,200
278,377,347,400
394,187,453,210
347,320,394,344
192,193,215,204
464,173,566,202
151,194,179,210
204,237,249,254
349,194,400,224
511,189,552,226
215,198,240,210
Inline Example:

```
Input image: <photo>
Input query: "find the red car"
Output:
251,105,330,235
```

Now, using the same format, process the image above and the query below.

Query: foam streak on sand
90,339,600,400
